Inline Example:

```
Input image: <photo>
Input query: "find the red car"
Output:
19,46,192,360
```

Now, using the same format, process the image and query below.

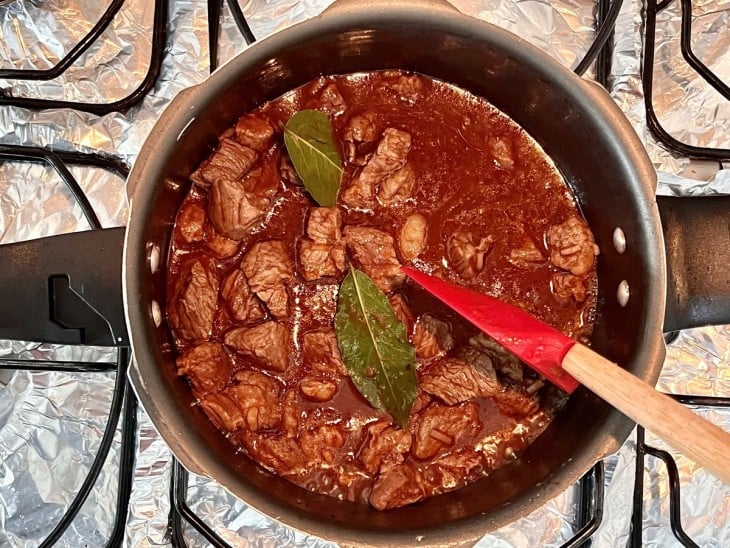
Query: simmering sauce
166,71,599,509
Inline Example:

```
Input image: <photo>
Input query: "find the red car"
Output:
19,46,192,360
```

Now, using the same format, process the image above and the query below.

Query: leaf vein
350,271,401,410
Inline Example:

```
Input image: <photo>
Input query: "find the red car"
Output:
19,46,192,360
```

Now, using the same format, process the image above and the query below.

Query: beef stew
166,70,599,510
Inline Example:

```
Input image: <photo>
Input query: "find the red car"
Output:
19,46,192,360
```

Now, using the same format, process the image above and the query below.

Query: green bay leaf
283,110,343,207
334,269,418,427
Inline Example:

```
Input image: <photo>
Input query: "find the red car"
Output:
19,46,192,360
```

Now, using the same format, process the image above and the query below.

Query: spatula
402,266,730,484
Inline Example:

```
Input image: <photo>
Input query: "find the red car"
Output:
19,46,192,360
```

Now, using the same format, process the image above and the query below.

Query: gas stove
0,1,728,546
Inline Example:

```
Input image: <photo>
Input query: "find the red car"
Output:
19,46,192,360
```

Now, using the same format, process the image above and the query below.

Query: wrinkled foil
610,0,729,181
0,0,728,546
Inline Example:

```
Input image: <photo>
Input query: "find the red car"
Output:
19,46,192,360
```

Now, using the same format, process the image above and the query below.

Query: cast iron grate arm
642,0,730,160
629,395,730,547
0,0,168,115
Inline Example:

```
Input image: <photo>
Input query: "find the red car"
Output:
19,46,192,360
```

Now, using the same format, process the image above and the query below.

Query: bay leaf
334,269,418,427
283,110,343,207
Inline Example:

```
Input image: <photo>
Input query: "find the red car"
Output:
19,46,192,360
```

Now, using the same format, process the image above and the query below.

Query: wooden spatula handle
562,344,730,484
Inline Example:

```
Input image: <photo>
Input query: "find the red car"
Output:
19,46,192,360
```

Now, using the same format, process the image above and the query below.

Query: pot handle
0,228,128,346
322,0,459,15
659,195,730,333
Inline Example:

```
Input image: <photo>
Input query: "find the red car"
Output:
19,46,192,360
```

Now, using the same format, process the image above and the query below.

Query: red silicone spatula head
402,267,580,394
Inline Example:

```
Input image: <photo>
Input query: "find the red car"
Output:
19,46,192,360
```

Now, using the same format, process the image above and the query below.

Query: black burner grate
207,0,257,72
629,395,730,548
170,460,231,548
0,0,168,115
0,145,137,546
634,4,730,536
38,349,137,548
0,0,126,82
642,0,730,160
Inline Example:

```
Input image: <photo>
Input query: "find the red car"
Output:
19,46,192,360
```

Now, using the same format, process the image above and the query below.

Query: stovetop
0,1,728,546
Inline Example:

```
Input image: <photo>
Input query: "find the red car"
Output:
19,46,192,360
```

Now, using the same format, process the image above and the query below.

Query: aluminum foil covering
0,0,728,546
0,1,155,103
610,0,729,181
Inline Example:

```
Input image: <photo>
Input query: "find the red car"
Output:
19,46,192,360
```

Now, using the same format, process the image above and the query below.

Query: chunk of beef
300,377,338,402
224,322,289,371
228,369,282,431
176,202,205,243
344,113,379,144
302,329,346,376
304,79,346,114
377,164,416,206
235,114,274,151
176,342,231,395
242,156,281,198
360,421,412,474
342,128,412,208
343,112,379,164
221,269,265,324
389,293,415,332
386,74,424,103
168,257,219,342
420,350,500,405
191,138,257,187
316,83,346,114
491,137,514,170
241,240,294,319
368,127,411,172
369,463,426,510
399,213,427,260
447,231,493,279
306,207,342,243
205,227,240,259
245,434,307,475
425,449,485,492
208,178,269,240
299,207,347,281
552,272,588,303
411,390,433,416
300,425,345,465
469,332,524,382
436,449,484,475
546,216,600,276
493,389,539,418
411,401,480,460
412,314,453,360
341,181,372,210
199,392,245,432
344,226,405,293
509,237,545,267
298,240,347,281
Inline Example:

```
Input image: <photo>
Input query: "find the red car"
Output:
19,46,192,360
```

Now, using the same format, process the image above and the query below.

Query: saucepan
2,0,728,544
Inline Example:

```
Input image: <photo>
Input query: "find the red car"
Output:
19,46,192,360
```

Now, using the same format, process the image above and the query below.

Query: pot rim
124,4,666,545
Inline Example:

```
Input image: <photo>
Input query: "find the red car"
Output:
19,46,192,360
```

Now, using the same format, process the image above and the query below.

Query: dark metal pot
2,0,728,545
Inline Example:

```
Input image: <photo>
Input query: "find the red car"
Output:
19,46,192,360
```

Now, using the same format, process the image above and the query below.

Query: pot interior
126,9,665,544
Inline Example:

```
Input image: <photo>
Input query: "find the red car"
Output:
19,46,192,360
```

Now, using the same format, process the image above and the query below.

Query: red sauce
166,71,597,509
